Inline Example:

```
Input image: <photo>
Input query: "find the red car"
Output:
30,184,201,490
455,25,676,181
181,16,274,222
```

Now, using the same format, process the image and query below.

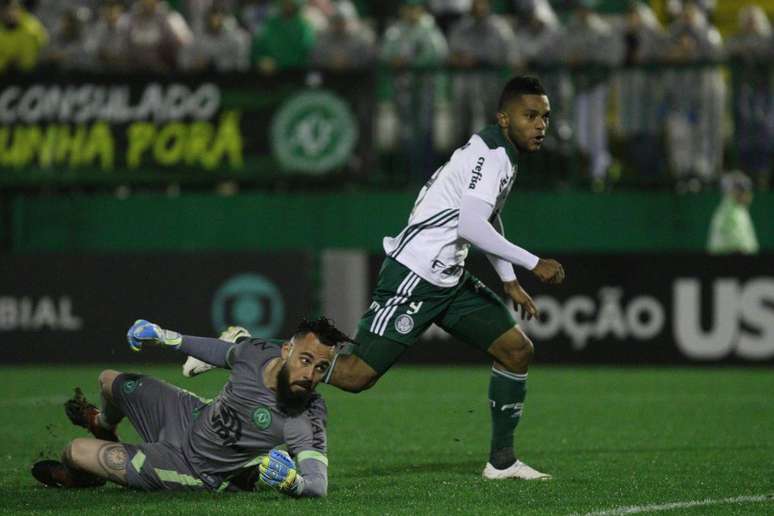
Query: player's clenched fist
259,450,305,496
532,258,565,284
126,319,182,351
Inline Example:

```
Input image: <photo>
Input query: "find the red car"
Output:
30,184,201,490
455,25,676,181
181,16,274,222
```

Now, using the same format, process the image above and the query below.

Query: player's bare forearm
326,354,378,393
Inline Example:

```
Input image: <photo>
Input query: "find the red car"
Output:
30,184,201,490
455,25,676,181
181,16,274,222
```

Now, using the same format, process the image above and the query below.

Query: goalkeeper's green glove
126,319,182,352
259,450,305,496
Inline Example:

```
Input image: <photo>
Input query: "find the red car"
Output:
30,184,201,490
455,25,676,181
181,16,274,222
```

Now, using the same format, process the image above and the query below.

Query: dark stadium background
2,0,773,514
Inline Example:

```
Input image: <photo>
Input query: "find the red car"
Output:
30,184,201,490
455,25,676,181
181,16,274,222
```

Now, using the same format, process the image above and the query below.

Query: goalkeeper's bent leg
63,438,129,486
98,370,124,429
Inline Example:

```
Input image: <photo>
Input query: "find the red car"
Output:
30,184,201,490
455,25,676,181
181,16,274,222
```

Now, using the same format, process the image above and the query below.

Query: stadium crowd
1,0,773,189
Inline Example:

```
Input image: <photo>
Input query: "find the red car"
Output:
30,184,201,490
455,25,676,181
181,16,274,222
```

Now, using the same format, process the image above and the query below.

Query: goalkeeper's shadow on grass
24,485,283,511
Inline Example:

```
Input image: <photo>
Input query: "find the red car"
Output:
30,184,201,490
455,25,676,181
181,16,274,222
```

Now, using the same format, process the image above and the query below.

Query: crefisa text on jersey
468,157,485,190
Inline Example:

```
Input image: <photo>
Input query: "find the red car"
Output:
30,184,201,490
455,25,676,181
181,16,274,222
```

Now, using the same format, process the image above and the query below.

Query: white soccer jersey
383,125,519,287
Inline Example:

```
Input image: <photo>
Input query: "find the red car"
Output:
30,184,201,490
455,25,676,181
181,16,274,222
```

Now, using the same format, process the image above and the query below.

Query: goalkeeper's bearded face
280,334,334,395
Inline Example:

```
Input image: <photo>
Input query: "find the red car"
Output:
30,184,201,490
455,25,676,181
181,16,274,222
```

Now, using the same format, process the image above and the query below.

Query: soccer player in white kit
327,76,565,480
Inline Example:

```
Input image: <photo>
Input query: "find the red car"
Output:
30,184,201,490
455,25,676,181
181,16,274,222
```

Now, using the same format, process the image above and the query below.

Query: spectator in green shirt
251,0,316,74
708,172,759,255
0,0,48,74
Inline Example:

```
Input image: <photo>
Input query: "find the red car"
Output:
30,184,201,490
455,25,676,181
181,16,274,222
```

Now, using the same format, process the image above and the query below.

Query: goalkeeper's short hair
294,317,354,348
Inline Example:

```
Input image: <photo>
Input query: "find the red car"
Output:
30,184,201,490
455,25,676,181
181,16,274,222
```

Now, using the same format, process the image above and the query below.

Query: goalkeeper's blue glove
259,450,305,496
126,319,182,352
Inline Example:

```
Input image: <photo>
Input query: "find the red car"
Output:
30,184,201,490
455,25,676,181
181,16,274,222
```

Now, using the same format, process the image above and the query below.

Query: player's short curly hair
498,76,547,111
294,317,355,347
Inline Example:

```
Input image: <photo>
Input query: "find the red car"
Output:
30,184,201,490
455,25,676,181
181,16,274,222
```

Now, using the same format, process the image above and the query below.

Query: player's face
497,94,550,153
281,333,333,394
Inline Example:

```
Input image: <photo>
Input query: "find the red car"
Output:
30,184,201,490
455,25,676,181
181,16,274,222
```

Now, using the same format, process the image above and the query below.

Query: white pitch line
579,494,774,515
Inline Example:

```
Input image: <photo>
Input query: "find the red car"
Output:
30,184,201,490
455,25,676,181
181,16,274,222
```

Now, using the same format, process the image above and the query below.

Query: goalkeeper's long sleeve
297,456,327,497
180,335,231,368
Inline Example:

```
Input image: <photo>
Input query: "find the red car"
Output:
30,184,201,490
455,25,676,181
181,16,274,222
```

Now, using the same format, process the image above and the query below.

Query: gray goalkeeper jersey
182,339,328,490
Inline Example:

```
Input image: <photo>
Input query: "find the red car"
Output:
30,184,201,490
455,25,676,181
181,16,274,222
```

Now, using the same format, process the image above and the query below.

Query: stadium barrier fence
0,61,771,189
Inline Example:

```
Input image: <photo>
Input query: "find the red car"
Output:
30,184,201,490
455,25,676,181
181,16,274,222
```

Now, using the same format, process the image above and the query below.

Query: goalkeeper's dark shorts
354,257,517,375
112,373,210,491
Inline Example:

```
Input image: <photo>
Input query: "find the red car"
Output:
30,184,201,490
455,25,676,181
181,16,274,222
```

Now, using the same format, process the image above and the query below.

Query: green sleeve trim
297,450,328,466
131,451,146,472
242,454,267,469
153,468,204,487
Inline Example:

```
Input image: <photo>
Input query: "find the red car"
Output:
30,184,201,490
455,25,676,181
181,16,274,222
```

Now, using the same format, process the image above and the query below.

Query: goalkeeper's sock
488,367,527,469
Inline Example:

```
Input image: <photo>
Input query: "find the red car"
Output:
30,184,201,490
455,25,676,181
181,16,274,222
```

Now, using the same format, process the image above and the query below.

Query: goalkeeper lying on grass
31,317,351,497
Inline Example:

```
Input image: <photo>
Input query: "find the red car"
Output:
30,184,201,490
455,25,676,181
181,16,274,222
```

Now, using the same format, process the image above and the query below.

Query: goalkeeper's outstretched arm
179,335,232,368
126,319,233,367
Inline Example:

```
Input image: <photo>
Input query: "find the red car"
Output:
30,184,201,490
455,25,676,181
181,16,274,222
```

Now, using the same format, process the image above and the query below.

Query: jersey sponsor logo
271,90,358,175
252,406,272,430
395,314,415,335
311,417,326,451
468,157,486,189
211,402,242,447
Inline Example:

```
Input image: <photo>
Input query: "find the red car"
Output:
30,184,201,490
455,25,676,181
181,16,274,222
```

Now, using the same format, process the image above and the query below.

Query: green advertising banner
0,72,368,186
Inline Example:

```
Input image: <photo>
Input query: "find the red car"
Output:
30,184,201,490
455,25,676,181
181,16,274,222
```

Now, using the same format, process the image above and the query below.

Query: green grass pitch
2,365,773,515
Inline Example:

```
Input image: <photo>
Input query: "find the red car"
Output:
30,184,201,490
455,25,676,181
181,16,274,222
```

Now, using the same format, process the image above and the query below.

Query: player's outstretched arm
126,319,231,367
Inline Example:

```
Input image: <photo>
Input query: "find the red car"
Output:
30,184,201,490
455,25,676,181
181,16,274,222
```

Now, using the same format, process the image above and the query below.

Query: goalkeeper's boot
482,459,552,480
64,388,119,442
31,460,106,488
182,326,251,377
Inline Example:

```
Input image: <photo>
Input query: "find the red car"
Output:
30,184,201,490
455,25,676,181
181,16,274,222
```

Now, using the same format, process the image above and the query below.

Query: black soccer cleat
64,388,119,442
31,460,106,488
